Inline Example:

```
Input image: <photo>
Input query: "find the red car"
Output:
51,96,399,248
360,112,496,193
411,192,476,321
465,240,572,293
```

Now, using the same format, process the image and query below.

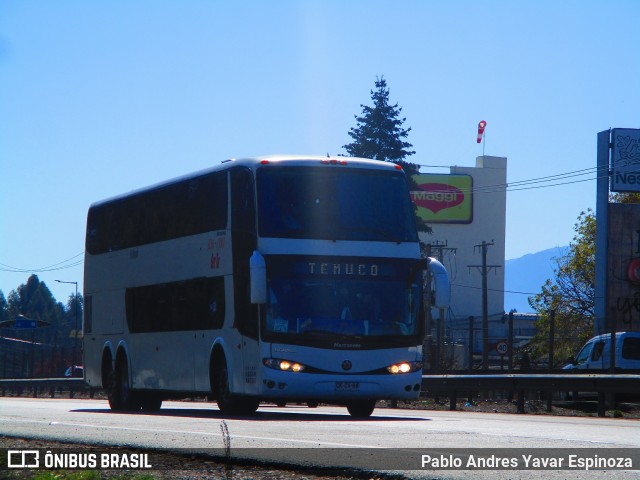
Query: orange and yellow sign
411,174,473,224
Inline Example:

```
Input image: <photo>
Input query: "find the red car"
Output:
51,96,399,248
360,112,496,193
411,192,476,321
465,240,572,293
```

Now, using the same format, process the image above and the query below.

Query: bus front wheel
212,359,259,415
346,400,376,418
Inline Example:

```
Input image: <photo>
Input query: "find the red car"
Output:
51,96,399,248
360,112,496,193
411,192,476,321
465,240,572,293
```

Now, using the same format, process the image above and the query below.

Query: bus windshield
257,166,418,242
262,256,422,347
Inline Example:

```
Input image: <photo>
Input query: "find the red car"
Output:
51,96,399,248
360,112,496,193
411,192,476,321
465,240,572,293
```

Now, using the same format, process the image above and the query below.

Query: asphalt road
1,397,639,479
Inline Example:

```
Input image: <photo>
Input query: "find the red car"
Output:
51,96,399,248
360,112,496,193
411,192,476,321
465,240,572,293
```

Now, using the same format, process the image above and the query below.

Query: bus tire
108,354,141,411
213,358,259,415
346,400,376,418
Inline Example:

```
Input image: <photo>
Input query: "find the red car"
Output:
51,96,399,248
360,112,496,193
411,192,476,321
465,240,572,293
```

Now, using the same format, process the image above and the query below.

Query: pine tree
343,76,416,173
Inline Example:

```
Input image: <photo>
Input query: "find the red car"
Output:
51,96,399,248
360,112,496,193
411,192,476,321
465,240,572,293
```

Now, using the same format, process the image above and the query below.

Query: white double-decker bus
83,155,449,417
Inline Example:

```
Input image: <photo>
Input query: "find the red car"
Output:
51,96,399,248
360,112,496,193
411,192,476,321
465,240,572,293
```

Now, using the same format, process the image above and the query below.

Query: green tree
1,276,84,377
7,275,64,321
528,210,595,364
343,76,416,172
63,291,84,342
6,275,66,345
528,192,639,364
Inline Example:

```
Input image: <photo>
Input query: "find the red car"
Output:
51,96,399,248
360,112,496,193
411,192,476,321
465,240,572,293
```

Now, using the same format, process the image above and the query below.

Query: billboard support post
595,130,611,335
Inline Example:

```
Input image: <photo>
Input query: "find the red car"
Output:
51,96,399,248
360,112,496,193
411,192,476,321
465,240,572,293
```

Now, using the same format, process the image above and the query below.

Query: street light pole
55,279,79,366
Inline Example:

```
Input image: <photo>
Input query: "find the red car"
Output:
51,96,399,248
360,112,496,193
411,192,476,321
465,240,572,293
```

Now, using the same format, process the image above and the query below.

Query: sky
1,0,639,304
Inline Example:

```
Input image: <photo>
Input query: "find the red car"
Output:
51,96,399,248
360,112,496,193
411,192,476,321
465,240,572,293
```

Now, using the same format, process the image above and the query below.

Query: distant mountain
504,246,568,313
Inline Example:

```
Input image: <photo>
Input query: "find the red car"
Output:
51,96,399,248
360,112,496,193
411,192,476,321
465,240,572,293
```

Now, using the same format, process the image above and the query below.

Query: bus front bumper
259,370,422,401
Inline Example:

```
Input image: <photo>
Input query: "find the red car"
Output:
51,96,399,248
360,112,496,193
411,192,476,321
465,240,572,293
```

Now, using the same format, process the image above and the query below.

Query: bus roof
88,155,403,209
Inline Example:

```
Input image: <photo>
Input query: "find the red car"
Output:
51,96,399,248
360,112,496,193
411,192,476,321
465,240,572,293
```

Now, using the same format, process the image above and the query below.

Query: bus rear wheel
108,355,141,411
213,359,259,415
346,400,376,418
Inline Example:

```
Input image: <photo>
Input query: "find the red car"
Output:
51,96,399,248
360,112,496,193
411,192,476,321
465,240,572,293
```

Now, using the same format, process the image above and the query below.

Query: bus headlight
386,361,422,374
263,358,306,372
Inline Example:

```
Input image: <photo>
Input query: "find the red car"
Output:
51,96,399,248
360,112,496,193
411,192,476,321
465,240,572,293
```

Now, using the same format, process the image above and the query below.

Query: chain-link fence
0,339,81,379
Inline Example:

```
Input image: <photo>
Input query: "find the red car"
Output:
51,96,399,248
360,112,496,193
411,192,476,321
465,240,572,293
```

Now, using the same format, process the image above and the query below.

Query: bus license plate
335,381,360,392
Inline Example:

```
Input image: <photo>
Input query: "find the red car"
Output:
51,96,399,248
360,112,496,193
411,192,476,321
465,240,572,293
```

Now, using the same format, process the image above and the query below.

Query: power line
0,252,84,273
415,156,640,196
410,162,629,194
505,176,595,192
415,163,599,195
452,283,540,296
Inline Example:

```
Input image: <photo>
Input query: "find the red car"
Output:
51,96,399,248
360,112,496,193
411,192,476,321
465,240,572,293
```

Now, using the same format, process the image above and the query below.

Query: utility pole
468,241,500,370
427,240,454,264
508,311,514,372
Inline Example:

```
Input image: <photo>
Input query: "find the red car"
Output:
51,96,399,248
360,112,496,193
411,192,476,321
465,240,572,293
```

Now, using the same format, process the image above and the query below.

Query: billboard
607,203,640,332
410,174,473,224
611,128,640,192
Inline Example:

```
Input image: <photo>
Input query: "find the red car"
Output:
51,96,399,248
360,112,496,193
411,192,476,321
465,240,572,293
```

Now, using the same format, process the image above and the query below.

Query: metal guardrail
421,373,640,416
1,374,638,417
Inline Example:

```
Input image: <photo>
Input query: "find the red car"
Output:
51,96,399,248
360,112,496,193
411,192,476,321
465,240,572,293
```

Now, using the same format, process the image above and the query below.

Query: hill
504,246,567,313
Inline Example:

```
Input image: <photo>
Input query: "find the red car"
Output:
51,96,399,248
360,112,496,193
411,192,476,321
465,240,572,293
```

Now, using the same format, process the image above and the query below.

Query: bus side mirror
250,250,267,304
427,257,450,309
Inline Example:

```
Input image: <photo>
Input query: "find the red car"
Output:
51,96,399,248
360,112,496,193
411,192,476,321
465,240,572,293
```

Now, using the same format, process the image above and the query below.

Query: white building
413,155,507,356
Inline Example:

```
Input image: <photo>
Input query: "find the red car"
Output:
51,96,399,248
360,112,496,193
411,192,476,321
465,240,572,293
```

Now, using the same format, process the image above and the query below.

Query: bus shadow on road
71,406,429,422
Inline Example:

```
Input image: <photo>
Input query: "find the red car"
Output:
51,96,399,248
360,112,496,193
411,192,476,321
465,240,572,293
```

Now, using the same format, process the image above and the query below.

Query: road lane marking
2,418,379,448
2,417,636,448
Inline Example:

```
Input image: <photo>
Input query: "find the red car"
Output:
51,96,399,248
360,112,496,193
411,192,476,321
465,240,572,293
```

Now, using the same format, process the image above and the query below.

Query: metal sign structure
610,128,640,193
14,317,37,329
596,128,640,335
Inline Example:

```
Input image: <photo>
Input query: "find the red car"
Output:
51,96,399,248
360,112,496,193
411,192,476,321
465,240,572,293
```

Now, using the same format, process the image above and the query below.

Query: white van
563,332,640,371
